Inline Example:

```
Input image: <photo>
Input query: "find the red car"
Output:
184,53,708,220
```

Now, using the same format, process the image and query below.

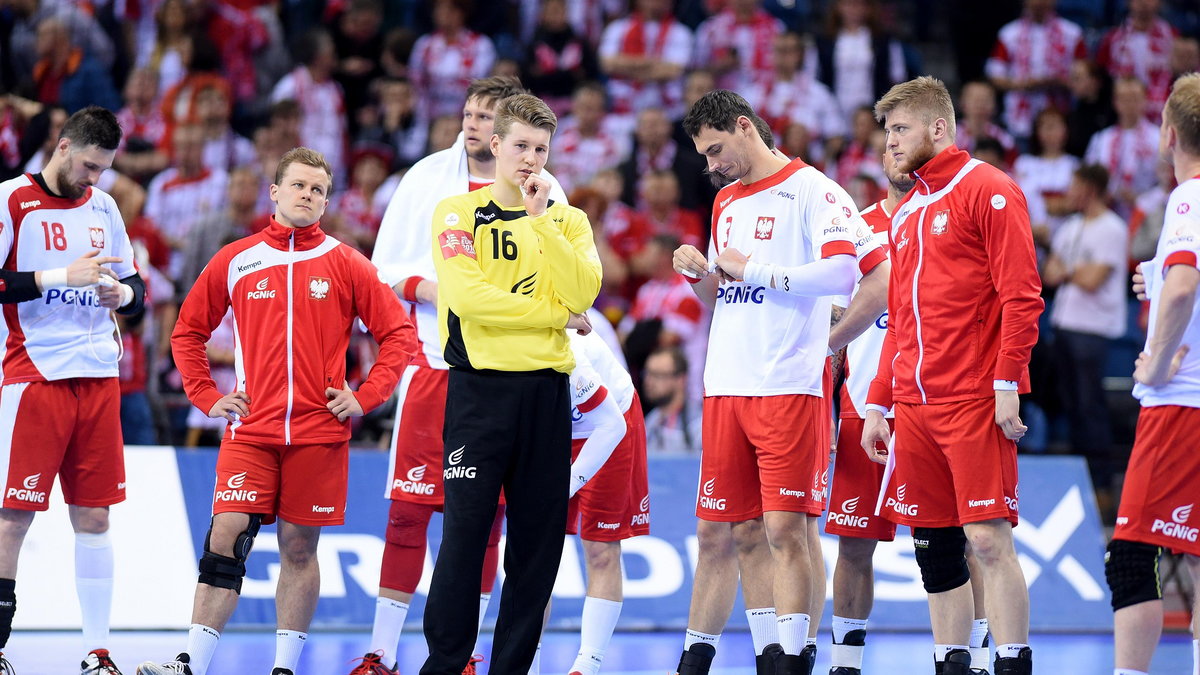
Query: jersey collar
262,215,327,251
911,146,972,194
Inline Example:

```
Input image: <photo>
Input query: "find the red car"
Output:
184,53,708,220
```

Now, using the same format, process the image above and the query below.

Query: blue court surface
3,629,1193,675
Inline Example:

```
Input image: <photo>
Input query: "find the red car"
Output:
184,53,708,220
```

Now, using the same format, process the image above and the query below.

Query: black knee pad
198,514,262,594
0,579,15,649
913,527,970,593
1105,539,1162,611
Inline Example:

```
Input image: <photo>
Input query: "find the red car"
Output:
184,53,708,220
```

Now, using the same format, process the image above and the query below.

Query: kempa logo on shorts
6,473,46,503
969,498,996,508
1152,503,1199,542
779,487,806,498
444,445,477,480
312,505,335,513
216,471,258,503
247,277,276,300
631,494,651,526
885,482,919,517
698,477,726,511
393,464,435,495
829,493,869,528
596,521,620,530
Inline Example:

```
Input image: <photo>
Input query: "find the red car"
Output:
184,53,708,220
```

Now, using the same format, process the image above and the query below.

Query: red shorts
881,400,1019,528
386,365,447,504
0,379,125,511
567,399,651,542
214,438,349,526
826,417,897,541
698,394,828,521
1114,406,1200,556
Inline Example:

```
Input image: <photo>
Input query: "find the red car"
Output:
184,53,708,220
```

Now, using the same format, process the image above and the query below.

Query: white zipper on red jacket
911,175,931,404
285,232,295,444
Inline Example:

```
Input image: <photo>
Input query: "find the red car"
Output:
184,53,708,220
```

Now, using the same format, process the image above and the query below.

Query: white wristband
993,380,1019,391
40,267,69,289
118,282,134,307
743,261,775,287
865,404,890,416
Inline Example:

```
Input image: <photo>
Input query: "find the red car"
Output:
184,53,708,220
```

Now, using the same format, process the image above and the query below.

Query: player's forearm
535,221,603,313
438,263,569,329
829,260,890,351
743,255,856,297
0,270,43,303
571,397,627,496
1147,268,1200,367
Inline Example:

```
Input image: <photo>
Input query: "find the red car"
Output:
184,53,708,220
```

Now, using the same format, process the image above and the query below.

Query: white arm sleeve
570,394,627,496
743,254,857,298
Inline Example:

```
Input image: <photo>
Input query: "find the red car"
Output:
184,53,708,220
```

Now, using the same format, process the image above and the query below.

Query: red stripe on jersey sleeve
577,385,609,414
857,247,887,276
821,241,856,259
1164,251,1198,271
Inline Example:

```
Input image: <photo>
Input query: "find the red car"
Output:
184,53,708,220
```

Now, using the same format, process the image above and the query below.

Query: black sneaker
756,643,783,675
993,647,1032,675
829,669,861,675
774,649,815,675
675,643,715,675
270,669,293,675
800,645,816,675
135,653,192,675
935,649,972,675
81,649,123,675
0,651,14,675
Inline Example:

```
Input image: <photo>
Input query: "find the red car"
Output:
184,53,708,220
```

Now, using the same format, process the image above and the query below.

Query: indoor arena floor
4,629,1194,675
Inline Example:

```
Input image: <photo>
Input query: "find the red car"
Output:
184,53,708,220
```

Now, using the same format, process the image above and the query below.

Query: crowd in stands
0,0,1198,491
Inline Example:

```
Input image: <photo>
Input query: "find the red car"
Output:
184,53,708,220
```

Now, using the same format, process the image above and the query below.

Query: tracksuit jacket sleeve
349,253,419,413
533,209,602,314
171,256,232,417
432,201,570,330
867,269,900,410
978,181,1044,384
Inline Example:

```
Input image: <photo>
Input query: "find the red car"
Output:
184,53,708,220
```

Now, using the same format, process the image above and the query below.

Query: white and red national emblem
89,227,105,248
308,276,330,300
931,210,949,235
755,216,775,240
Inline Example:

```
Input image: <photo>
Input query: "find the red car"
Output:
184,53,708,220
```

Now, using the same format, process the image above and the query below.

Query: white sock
934,644,969,662
777,613,810,656
75,532,114,650
570,596,622,675
683,629,721,651
477,593,492,635
831,616,867,644
970,618,990,671
746,608,778,655
368,597,409,663
996,643,1029,659
528,642,541,675
806,636,817,647
185,624,221,675
273,630,306,673
1193,639,1198,675
1114,670,1148,675
830,616,867,669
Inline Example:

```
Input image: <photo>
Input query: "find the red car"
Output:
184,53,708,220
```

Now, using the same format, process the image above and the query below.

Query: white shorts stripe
384,365,419,498
0,382,31,493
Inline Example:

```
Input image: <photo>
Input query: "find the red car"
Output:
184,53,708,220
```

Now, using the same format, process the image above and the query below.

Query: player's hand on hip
714,248,750,282
673,244,710,280
1133,345,1189,387
1131,263,1147,301
68,249,123,287
566,311,593,335
861,410,891,464
994,390,1027,440
326,382,364,422
209,391,251,423
522,173,551,216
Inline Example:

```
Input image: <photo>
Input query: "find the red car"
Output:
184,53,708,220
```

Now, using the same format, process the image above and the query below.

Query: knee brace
198,514,261,594
385,499,435,546
913,527,970,593
1105,539,1162,611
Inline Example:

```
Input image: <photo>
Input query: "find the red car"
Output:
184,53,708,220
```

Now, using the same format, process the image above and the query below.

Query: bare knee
0,508,34,538
964,521,1015,566
837,536,877,571
731,518,769,558
278,523,321,568
584,540,622,577
208,513,253,557
696,519,735,561
68,506,110,534
763,514,809,559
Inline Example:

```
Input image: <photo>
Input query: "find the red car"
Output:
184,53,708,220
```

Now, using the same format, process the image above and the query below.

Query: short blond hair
1165,73,1200,156
494,94,557,138
874,76,957,140
275,147,334,193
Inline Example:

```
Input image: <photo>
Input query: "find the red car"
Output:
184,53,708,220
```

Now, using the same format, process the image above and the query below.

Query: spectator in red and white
834,105,885,191
1015,107,1080,249
591,168,652,263
1065,58,1116,159
570,184,631,311
639,169,705,249
746,30,844,165
114,68,169,183
813,0,908,126
195,80,256,173
986,0,1085,140
330,0,386,131
1095,0,1176,123
325,143,392,256
956,79,1017,164
598,0,694,118
693,0,784,91
270,28,348,186
617,106,709,213
137,0,193,97
26,16,121,113
355,76,428,169
516,0,622,48
1084,76,1160,216
550,81,628,196
409,0,496,120
523,0,601,117
177,166,263,301
201,1,271,116
145,123,230,276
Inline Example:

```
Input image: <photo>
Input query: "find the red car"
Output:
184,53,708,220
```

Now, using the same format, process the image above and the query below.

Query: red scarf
621,12,674,56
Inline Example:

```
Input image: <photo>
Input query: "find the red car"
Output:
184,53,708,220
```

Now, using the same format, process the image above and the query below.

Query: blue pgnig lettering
44,288,101,307
715,285,766,304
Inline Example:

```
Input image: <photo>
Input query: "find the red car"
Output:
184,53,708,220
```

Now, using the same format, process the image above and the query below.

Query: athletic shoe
462,653,484,675
81,649,123,674
992,647,1032,675
756,643,783,675
970,669,991,675
0,651,14,674
348,652,397,675
799,645,816,675
934,649,972,675
135,653,192,675
674,643,715,675
828,669,861,675
270,669,293,675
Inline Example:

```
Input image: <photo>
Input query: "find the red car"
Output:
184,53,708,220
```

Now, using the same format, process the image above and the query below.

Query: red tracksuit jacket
867,146,1044,408
172,217,417,444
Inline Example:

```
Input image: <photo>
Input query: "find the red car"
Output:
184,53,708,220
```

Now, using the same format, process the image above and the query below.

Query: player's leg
914,526,973,675
0,508,34,666
965,549,991,674
731,517,782,673
273,518,322,674
362,499,433,672
830,536,876,675
962,520,1029,674
762,509,813,671
469,503,505,674
675,519,739,675
1107,538,1164,675
570,539,623,675
1187,554,1200,675
68,506,115,661
805,516,824,662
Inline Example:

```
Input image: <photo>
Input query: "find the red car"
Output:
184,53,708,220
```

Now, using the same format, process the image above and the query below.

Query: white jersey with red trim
570,330,635,439
0,174,138,383
704,159,863,397
841,199,893,418
1134,176,1200,408
144,167,229,244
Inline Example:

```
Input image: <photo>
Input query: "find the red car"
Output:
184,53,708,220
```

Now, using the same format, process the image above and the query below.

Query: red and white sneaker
81,649,123,675
0,651,14,674
347,651,397,675
462,654,485,675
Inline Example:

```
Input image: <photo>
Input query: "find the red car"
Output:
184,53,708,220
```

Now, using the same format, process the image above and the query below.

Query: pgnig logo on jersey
715,285,765,305
444,445,477,480
698,477,726,511
885,482,919,516
44,287,101,307
1151,503,1198,542
215,471,258,503
6,473,46,504
393,464,436,495
829,495,869,529
247,278,276,300
631,494,651,526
